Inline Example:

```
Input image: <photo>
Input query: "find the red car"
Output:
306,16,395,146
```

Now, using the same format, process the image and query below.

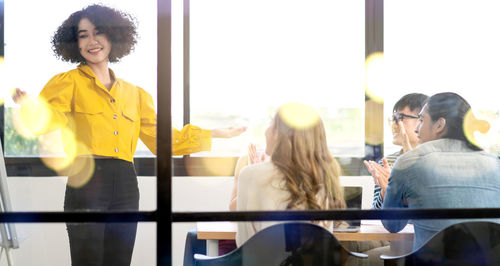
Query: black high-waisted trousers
64,158,139,266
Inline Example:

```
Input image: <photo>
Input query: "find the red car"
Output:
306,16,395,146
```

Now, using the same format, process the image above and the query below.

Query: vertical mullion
364,0,384,161
157,0,173,265
183,0,190,125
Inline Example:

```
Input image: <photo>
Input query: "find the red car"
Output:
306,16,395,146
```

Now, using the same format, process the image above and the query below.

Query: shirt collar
77,64,118,94
77,64,117,81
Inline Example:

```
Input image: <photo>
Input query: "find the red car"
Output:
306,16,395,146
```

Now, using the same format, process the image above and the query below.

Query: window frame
1,1,500,266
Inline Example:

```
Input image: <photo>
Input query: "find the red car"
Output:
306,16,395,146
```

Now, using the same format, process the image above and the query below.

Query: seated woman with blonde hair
228,103,346,246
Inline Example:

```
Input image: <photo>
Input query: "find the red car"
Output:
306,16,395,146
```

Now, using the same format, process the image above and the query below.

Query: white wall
2,176,234,266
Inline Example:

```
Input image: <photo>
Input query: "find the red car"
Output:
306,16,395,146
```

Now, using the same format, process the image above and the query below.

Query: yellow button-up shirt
35,64,211,162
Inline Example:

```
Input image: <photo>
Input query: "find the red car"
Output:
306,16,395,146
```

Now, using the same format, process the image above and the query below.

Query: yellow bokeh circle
278,102,320,130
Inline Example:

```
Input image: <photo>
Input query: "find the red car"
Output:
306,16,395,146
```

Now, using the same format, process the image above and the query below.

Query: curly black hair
52,4,138,63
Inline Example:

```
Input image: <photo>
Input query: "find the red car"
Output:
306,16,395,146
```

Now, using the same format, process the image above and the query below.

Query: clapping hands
363,157,391,199
248,143,265,164
398,120,414,153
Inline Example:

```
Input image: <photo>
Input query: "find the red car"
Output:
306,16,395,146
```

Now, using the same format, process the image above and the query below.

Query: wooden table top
197,221,414,242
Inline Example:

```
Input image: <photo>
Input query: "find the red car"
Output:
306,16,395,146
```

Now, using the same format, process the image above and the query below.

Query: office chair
380,221,500,266
194,222,367,266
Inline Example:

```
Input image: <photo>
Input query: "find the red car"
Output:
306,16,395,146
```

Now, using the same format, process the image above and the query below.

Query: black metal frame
2,1,500,266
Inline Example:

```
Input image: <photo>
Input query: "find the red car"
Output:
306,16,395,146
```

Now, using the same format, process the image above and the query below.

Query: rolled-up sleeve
172,124,211,156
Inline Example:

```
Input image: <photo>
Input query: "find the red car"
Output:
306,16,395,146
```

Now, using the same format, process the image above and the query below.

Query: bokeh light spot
12,107,37,139
19,97,52,135
66,150,95,188
365,52,386,103
39,127,77,171
278,103,320,130
463,110,491,148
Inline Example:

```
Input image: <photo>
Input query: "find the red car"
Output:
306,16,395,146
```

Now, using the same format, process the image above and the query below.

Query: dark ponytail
426,92,489,151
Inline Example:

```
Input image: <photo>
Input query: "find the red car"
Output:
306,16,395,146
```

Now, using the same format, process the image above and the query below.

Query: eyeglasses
390,113,420,124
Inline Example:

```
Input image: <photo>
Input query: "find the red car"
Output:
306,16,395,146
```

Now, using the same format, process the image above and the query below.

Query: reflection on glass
194,223,366,265
381,221,500,265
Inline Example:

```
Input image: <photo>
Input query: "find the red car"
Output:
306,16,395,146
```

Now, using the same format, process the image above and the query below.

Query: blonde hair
270,104,346,225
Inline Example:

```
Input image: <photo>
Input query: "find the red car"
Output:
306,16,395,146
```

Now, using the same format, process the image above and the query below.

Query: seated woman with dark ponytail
382,92,500,251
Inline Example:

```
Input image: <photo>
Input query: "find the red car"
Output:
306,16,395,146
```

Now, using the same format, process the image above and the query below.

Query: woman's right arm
12,74,74,135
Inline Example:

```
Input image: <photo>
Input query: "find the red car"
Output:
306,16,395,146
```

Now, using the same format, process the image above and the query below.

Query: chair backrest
194,222,366,266
382,221,500,266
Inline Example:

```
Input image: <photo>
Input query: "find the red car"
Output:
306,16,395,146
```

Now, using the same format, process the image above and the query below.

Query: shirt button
113,114,118,119
114,131,118,135
110,99,115,103
115,148,119,152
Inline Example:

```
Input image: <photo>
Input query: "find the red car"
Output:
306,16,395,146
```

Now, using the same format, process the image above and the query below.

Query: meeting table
197,220,414,256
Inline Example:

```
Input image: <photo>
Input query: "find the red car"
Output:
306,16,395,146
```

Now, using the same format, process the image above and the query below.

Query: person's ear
435,117,447,135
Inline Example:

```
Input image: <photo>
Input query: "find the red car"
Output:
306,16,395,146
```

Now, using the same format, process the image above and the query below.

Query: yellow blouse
34,64,211,162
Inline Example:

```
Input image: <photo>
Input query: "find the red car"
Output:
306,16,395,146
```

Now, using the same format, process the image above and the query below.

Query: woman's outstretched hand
211,126,247,138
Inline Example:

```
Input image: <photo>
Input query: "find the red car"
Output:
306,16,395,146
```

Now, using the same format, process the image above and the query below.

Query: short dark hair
393,93,429,113
426,92,485,151
51,4,138,63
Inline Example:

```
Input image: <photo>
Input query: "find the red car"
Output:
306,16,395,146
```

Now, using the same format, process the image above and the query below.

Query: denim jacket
382,138,500,250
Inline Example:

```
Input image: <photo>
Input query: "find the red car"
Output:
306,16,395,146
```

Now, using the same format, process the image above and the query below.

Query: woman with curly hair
233,103,346,246
12,4,244,266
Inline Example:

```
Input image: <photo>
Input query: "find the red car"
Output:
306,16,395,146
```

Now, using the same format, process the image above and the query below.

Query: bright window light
385,0,500,154
187,0,365,156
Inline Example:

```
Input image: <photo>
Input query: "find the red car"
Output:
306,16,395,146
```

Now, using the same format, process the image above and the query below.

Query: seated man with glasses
364,93,429,209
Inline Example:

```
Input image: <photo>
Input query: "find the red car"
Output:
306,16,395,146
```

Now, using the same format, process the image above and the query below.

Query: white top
236,161,333,246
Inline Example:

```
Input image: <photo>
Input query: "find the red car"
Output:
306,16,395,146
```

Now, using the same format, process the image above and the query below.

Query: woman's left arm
138,87,157,154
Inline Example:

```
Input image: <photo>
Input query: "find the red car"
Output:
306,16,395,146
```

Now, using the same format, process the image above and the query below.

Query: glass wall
2,1,499,265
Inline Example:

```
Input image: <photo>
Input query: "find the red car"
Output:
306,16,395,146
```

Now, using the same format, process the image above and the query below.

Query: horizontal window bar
5,157,156,177
6,156,367,177
0,209,497,223
0,211,156,223
172,208,500,222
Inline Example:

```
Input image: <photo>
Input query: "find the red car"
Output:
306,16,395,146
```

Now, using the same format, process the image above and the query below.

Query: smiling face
391,106,420,147
77,18,112,67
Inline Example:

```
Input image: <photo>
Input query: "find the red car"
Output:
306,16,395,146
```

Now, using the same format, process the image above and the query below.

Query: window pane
186,0,365,156
385,0,500,155
2,0,157,157
2,222,155,266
